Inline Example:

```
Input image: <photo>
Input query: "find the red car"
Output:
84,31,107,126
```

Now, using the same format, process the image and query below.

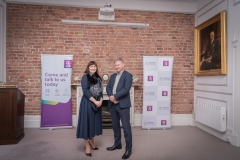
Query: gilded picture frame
194,10,227,76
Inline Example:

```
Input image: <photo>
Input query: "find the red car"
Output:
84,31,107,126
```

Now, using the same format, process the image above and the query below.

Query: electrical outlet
226,137,231,143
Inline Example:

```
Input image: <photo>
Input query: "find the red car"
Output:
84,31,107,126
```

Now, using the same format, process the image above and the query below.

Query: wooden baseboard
24,114,193,128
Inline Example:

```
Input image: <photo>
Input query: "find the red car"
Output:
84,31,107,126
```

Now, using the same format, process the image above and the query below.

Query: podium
0,88,25,144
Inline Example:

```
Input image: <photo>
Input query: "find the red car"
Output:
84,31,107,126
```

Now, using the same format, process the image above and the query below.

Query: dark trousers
110,103,132,151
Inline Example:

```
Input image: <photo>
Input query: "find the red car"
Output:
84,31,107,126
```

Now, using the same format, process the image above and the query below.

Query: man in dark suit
201,31,220,70
106,58,133,159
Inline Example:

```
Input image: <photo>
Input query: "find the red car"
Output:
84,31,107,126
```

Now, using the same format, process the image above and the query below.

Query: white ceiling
5,0,198,13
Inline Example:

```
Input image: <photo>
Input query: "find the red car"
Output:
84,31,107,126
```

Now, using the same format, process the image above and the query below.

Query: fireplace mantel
71,83,139,127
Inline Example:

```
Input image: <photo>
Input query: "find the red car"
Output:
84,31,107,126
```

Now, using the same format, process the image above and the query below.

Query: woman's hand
96,98,104,107
90,97,102,107
94,100,102,107
97,100,102,107
94,101,100,107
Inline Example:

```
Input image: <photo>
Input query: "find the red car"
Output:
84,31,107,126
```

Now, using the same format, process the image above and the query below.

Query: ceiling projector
100,4,114,15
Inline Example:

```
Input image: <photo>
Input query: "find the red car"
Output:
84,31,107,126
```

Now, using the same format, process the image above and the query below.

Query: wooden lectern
0,87,25,145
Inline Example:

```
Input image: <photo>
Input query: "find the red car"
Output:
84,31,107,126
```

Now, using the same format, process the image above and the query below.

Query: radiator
195,102,226,132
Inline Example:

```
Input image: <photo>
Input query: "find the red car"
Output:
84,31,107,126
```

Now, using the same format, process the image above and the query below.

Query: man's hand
113,100,119,104
109,95,116,102
110,95,119,104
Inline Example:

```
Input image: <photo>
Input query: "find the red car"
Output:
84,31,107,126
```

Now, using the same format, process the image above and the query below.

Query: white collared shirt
112,70,124,94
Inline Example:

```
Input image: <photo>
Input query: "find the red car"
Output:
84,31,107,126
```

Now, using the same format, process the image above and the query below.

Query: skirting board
24,114,193,128
195,122,239,147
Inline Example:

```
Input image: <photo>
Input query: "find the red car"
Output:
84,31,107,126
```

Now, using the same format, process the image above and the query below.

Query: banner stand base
39,126,73,130
142,127,172,130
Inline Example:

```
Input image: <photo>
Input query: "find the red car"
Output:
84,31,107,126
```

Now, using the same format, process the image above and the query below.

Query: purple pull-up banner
40,54,73,129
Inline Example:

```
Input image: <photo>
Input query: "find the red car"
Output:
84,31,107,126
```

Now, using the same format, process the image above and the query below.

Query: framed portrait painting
194,10,227,76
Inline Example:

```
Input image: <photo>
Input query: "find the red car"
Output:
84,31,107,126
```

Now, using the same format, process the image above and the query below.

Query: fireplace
102,100,112,128
74,84,136,127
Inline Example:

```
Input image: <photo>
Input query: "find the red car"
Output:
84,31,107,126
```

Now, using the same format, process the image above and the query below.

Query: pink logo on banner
148,76,153,81
162,91,168,96
161,120,167,125
64,60,73,68
147,106,152,111
163,60,169,66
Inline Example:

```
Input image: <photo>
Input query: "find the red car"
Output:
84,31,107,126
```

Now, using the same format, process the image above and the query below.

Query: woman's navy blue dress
76,74,102,140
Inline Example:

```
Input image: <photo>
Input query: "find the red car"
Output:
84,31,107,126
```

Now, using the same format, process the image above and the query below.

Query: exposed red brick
6,4,194,115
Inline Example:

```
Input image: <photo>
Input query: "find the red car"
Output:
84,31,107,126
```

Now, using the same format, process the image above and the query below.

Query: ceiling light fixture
62,20,149,28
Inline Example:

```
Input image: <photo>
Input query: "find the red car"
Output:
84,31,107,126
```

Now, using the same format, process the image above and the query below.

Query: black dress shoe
106,145,122,151
122,150,131,159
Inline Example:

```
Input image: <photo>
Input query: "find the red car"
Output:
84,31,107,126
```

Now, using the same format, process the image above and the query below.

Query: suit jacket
106,70,132,108
204,40,220,61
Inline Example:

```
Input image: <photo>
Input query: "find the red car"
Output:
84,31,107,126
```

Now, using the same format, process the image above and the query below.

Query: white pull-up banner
40,54,73,129
142,56,174,129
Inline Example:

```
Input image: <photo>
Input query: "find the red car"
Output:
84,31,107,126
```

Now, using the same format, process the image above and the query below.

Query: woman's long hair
84,61,101,79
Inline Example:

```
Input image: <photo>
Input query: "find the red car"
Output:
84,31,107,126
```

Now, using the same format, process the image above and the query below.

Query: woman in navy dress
76,61,103,157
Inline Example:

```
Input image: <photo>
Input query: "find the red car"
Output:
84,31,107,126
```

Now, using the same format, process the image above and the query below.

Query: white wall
194,0,240,147
228,0,240,147
0,0,6,83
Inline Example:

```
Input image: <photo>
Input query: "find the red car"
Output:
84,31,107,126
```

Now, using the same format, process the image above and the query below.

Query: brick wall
6,4,194,115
